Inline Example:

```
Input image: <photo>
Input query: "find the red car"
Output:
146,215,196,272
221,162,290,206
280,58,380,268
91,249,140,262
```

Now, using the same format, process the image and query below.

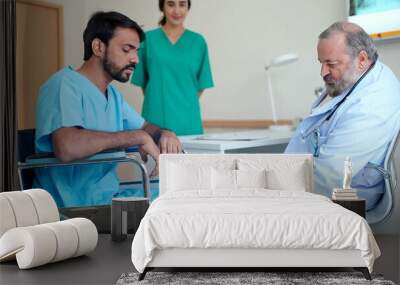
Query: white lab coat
286,61,400,210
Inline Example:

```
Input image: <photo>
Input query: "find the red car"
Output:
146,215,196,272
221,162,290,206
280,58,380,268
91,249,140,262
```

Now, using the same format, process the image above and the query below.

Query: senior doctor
286,21,400,210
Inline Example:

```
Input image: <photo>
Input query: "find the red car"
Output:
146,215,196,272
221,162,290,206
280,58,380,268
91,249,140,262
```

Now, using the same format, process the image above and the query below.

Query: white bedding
131,190,380,273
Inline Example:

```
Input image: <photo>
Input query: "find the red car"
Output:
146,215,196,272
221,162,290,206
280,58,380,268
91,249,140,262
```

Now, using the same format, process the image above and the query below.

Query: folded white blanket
131,190,380,273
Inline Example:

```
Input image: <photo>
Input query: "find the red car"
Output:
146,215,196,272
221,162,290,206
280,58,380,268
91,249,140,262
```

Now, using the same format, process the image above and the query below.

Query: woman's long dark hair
158,0,191,26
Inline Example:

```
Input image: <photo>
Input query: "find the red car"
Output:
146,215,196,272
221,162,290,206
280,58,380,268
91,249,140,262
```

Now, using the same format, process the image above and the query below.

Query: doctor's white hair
319,21,378,62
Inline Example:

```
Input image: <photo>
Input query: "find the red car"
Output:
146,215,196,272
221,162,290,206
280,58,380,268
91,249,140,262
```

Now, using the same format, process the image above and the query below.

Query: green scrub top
131,28,214,135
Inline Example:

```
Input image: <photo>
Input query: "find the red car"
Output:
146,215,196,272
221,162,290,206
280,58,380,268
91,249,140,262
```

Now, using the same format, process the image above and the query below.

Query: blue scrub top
34,66,145,207
286,61,400,210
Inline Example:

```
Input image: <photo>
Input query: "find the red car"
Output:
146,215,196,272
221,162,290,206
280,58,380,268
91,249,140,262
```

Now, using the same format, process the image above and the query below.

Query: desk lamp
265,53,299,130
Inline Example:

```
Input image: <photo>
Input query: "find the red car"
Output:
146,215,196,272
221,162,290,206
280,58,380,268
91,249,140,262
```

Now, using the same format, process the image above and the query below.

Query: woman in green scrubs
131,0,214,136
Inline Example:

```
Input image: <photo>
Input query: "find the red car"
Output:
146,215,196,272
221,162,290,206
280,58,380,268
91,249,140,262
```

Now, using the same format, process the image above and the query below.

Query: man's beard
324,61,360,97
102,53,135,83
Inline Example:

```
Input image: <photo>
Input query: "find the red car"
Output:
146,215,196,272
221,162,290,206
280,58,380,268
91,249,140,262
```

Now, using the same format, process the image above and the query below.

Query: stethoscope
301,59,377,157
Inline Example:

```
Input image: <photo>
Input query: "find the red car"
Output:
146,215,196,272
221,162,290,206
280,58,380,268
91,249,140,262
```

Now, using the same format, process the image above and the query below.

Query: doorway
16,0,64,130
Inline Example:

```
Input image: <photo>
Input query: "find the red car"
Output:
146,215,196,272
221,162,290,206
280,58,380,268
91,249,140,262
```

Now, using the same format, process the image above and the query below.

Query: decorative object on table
264,53,299,131
111,197,149,242
0,189,98,269
332,156,359,200
116,271,394,285
343,156,353,190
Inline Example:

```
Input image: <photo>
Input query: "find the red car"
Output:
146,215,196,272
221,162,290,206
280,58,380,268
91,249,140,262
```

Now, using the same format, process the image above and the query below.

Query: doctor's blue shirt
286,61,400,210
34,66,145,207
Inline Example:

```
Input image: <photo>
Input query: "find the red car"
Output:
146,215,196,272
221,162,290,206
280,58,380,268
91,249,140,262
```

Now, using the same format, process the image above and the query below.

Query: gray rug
116,271,396,285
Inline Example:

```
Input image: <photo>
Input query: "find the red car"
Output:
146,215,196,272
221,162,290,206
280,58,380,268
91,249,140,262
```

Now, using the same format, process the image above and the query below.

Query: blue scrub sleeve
35,78,84,152
197,40,214,90
122,98,145,130
131,40,148,88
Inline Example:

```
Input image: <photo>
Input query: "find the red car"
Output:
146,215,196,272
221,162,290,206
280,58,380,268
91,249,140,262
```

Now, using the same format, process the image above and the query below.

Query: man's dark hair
83,11,145,61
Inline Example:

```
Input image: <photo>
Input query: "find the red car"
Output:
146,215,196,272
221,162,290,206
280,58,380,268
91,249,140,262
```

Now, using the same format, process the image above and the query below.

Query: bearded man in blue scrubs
34,11,182,207
286,21,400,211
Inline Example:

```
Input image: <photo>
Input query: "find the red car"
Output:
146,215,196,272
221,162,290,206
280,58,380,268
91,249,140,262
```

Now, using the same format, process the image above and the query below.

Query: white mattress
131,190,380,273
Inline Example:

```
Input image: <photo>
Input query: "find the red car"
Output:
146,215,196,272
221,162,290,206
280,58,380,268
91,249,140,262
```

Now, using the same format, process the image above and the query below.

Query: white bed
131,154,380,280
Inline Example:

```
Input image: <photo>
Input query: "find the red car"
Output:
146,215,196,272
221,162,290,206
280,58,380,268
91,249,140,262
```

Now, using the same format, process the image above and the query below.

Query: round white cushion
24,189,59,224
0,189,59,238
0,196,17,237
64,218,98,257
0,218,98,269
0,191,39,228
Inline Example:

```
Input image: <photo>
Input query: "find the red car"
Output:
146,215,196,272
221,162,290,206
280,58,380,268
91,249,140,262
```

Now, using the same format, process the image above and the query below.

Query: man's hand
142,123,183,154
138,136,161,176
158,130,182,154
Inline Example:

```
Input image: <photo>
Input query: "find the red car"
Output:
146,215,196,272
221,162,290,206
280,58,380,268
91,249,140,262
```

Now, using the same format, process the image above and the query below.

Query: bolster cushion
0,189,59,237
0,218,98,269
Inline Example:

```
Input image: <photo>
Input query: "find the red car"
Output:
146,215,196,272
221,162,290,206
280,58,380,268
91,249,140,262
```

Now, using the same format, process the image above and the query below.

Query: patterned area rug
116,271,396,285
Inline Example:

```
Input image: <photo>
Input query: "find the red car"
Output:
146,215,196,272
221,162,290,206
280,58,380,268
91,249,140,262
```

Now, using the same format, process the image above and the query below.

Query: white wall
46,0,400,121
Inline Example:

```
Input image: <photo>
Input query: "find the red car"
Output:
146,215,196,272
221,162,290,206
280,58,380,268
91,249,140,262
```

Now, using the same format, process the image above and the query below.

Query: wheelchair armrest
17,147,150,198
24,150,127,165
